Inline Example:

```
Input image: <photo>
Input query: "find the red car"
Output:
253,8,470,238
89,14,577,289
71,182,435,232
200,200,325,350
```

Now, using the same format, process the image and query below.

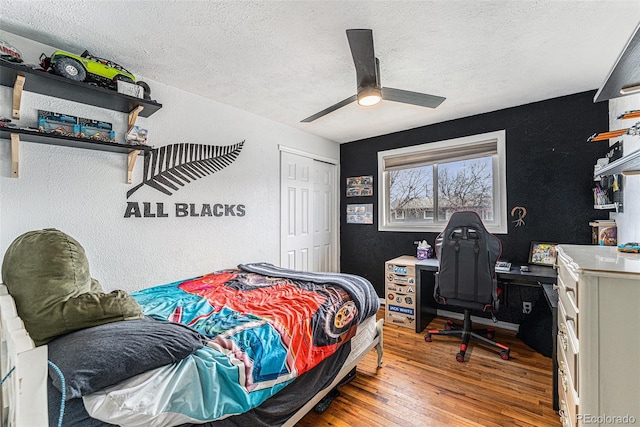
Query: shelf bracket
10,133,19,178
12,75,25,120
127,150,140,184
128,105,145,132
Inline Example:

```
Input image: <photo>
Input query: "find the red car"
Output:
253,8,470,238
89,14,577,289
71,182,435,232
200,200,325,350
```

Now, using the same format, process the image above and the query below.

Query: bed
0,262,383,427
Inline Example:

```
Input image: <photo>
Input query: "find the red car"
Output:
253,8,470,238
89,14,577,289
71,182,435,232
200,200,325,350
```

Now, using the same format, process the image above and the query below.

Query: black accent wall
340,91,610,301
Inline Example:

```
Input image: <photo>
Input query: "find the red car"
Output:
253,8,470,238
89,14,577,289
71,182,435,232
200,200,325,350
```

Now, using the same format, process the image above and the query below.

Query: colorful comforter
83,264,379,426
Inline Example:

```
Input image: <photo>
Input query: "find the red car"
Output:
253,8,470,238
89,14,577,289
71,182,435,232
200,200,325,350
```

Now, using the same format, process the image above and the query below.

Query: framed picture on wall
346,175,373,197
346,204,373,224
528,242,558,266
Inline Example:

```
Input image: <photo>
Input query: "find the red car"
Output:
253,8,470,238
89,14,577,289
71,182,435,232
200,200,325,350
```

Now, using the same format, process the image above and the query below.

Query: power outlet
522,301,532,314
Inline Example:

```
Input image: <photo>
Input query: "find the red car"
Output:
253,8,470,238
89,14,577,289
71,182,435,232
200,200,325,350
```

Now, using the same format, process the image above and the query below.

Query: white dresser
556,245,640,427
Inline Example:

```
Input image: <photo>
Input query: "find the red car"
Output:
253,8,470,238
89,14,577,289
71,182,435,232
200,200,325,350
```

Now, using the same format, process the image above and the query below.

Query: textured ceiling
1,1,639,143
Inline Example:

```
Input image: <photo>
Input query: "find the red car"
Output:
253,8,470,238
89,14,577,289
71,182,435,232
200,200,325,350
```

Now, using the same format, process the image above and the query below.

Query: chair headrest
435,211,501,260
442,211,488,235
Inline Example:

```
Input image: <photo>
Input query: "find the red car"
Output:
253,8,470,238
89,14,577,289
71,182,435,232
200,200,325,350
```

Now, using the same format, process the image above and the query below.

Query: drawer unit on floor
385,256,418,329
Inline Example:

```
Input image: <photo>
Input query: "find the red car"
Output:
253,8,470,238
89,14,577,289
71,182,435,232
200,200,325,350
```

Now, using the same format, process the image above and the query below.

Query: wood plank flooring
297,308,560,426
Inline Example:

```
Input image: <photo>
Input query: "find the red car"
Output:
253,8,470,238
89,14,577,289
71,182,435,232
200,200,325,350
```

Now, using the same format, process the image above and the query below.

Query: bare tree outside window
438,158,493,221
389,166,433,223
389,158,493,225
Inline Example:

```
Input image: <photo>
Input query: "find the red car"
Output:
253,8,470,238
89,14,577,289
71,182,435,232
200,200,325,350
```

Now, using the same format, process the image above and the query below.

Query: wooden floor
298,308,560,427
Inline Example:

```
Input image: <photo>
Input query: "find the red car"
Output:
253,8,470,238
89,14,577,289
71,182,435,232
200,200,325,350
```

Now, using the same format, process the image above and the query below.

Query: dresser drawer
557,273,579,333
386,286,416,309
558,357,578,427
385,281,416,295
558,299,579,396
385,273,416,286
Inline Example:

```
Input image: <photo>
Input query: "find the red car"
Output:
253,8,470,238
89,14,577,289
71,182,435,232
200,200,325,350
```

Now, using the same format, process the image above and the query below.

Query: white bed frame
0,284,48,426
0,282,382,427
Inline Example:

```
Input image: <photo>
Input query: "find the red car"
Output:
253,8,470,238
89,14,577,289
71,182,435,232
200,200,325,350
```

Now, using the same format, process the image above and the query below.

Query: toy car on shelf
39,49,146,94
0,40,23,63
618,242,640,253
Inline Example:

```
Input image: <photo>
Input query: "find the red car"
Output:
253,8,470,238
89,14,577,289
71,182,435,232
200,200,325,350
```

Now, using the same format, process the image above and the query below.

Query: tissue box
417,246,433,260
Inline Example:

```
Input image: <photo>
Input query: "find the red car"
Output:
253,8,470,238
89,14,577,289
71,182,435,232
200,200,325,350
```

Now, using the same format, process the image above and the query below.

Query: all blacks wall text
124,202,246,218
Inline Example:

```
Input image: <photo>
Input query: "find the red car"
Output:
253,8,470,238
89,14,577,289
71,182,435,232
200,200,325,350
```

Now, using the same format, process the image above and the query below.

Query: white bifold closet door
280,151,337,272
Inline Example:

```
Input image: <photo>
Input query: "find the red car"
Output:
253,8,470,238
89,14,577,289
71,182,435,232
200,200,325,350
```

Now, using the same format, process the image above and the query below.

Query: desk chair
424,211,510,362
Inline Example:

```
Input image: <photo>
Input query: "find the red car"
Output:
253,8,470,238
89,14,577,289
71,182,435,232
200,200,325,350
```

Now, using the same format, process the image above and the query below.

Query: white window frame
377,130,507,234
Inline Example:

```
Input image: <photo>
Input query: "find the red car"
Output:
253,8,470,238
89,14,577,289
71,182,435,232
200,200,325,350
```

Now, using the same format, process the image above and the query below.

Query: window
378,130,507,233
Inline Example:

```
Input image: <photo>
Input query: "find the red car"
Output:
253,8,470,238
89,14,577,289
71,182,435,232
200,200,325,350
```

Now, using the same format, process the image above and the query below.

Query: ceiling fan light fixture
357,86,382,106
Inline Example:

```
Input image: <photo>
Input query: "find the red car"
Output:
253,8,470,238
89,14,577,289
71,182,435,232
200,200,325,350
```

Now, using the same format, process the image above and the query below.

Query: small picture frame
529,242,558,266
346,175,373,197
346,203,373,224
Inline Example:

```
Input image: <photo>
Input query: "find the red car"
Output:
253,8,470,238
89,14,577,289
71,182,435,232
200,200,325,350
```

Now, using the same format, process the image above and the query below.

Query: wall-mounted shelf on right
594,203,620,211
594,148,640,178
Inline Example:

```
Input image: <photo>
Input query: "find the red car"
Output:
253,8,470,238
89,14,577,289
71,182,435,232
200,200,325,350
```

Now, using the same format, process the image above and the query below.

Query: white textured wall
608,93,640,244
0,32,339,292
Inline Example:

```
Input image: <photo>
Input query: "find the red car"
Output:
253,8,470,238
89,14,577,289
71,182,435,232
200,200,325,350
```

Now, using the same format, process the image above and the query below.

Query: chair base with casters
424,309,510,362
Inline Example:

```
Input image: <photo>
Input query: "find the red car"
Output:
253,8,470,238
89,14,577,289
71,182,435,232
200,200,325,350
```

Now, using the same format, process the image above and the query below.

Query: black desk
414,259,559,410
414,260,557,333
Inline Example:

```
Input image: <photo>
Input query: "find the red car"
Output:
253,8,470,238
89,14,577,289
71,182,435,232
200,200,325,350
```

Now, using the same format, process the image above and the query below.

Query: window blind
383,139,497,171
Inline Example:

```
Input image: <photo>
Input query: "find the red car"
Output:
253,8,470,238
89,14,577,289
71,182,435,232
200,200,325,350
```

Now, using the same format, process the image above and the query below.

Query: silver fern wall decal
127,141,245,198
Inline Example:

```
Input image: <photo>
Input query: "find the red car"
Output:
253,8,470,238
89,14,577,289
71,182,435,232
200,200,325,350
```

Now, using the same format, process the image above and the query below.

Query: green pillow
1,228,143,346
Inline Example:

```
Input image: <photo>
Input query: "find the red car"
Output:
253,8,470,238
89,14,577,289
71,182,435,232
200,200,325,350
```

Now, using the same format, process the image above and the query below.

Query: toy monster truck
40,49,149,98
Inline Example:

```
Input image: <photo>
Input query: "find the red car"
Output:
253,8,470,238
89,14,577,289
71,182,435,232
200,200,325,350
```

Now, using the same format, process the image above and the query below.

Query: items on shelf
592,173,623,212
587,121,639,142
38,110,115,142
0,116,17,128
618,242,640,253
0,40,23,63
39,49,150,97
589,220,617,246
617,109,640,120
606,140,623,162
125,125,148,145
38,110,80,137
79,118,115,142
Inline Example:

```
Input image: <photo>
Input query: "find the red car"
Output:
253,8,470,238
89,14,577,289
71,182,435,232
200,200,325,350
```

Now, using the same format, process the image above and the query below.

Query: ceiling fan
301,29,446,123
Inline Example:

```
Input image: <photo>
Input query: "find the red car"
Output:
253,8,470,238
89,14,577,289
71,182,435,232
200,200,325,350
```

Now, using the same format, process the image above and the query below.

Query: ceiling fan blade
346,29,377,88
381,87,446,108
301,95,357,122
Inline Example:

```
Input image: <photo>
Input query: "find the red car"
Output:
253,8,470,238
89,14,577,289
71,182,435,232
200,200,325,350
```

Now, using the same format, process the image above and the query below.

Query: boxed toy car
117,80,144,98
78,117,115,142
37,110,80,137
125,125,148,145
